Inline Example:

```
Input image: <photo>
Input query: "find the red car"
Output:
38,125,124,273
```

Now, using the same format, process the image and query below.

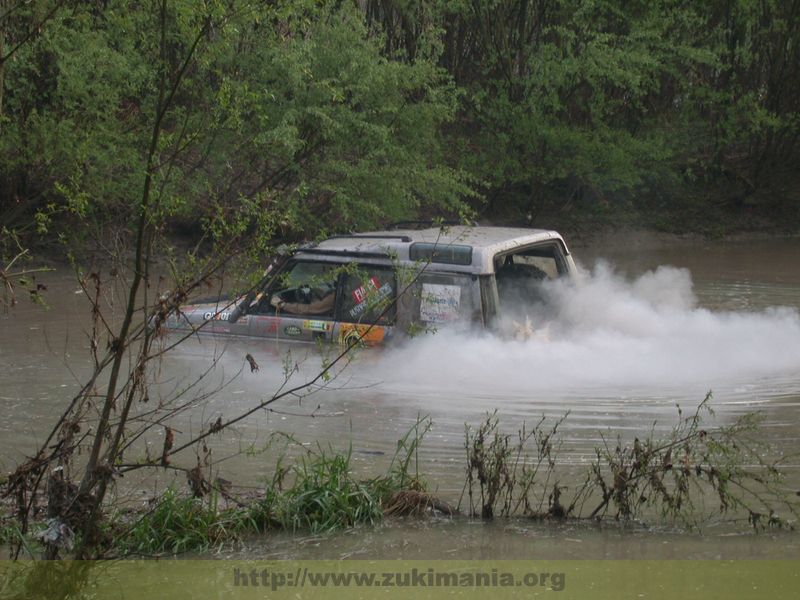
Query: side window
415,273,479,325
338,266,396,324
255,261,338,317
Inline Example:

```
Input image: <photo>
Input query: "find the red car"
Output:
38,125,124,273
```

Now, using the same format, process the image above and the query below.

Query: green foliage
2,3,151,234
0,0,471,251
442,1,704,215
112,416,434,555
368,0,800,224
3,0,799,241
262,446,384,533
0,518,41,558
250,415,432,534
117,488,256,555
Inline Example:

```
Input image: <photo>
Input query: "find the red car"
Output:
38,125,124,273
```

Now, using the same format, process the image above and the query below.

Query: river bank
3,402,797,560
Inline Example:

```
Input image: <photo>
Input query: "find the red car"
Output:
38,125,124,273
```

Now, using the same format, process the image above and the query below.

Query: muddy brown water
2,236,799,559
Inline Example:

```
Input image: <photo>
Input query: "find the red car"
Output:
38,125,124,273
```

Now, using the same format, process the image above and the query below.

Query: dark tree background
2,0,799,251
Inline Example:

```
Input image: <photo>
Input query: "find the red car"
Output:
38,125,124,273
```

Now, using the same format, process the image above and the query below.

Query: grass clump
260,447,384,533
0,509,46,559
116,488,257,555
252,415,436,533
112,416,436,555
0,520,23,548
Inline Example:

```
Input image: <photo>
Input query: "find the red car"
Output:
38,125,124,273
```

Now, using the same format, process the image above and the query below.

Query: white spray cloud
377,263,800,394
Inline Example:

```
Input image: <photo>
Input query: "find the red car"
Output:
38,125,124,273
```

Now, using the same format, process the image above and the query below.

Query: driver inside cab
260,261,338,317
270,282,336,316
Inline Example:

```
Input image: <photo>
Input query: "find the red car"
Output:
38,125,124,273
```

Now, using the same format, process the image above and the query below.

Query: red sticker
352,276,381,304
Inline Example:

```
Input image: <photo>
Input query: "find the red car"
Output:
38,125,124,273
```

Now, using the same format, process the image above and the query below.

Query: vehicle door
203,303,253,337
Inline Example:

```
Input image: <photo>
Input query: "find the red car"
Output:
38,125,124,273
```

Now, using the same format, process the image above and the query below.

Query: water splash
378,263,800,393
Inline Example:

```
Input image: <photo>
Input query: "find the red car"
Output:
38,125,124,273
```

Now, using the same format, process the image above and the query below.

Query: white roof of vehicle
294,226,569,274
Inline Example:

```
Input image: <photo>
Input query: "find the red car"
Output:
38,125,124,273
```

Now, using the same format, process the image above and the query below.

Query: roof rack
387,220,467,230
327,234,412,242
295,248,390,259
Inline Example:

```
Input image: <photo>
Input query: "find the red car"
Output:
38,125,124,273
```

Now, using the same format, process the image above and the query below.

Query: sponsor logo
303,320,331,332
203,311,230,321
284,325,302,337
352,276,381,304
349,283,393,319
338,324,385,345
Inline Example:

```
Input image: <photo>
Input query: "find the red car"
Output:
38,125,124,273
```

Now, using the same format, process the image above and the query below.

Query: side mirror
227,292,254,324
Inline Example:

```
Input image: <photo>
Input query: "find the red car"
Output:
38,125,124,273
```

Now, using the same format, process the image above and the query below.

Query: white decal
420,284,461,323
203,311,230,321
349,283,393,319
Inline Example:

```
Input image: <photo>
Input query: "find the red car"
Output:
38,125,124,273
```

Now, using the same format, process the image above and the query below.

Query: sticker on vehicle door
349,278,393,319
283,325,302,336
420,284,462,323
338,323,385,345
303,320,331,332
255,316,279,334
203,310,230,321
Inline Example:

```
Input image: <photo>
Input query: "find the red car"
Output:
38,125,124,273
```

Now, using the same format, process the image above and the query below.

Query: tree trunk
0,0,7,128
